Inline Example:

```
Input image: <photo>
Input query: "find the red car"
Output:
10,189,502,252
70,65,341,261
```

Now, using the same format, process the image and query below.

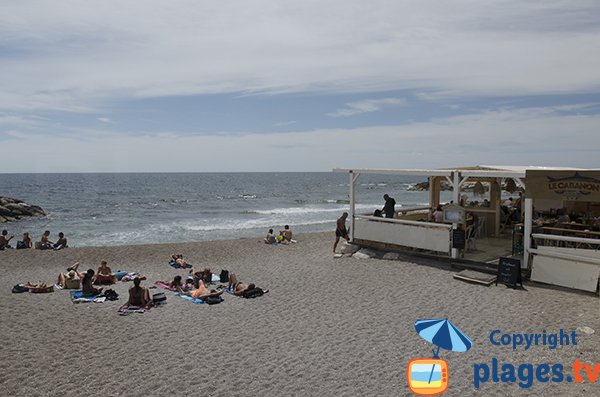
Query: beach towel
154,281,176,291
176,293,204,304
169,260,192,269
70,290,105,303
121,273,143,282
117,305,146,315
114,271,128,281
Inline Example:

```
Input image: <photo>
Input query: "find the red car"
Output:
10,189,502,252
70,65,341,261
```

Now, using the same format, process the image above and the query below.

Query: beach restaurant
334,166,600,294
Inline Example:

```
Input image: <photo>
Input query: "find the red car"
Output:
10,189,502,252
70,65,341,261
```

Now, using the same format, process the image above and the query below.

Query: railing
353,215,452,254
531,233,600,250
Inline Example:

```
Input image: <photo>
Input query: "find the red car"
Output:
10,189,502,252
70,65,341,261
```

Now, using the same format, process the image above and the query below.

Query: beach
1,232,599,396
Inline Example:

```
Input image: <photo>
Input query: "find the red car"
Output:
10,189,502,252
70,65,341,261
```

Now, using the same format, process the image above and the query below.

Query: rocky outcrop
0,197,46,223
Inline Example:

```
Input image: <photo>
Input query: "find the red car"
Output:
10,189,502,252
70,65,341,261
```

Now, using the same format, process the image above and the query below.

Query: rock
353,248,379,259
0,197,46,223
352,251,372,259
382,252,400,260
576,326,595,335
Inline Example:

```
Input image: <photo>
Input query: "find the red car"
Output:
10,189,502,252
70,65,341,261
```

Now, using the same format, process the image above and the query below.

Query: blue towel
169,261,192,269
176,293,204,304
70,290,98,302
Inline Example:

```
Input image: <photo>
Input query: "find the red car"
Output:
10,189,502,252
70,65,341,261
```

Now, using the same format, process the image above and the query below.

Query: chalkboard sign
496,257,522,288
452,228,465,249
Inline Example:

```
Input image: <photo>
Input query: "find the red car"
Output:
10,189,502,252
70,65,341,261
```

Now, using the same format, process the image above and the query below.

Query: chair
465,225,477,251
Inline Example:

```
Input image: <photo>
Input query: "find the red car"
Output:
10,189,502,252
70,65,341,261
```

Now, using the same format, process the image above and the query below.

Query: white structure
334,166,600,293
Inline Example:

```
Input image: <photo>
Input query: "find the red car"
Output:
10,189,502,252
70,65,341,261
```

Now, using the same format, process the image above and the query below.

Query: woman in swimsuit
127,277,152,307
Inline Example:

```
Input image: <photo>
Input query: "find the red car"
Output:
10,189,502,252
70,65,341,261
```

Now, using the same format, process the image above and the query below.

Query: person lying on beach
126,277,152,308
16,232,32,249
1,229,14,249
227,273,268,297
53,232,68,250
190,267,212,287
264,228,276,244
179,279,224,300
171,254,189,268
157,275,188,291
94,260,116,285
39,230,54,250
56,262,86,289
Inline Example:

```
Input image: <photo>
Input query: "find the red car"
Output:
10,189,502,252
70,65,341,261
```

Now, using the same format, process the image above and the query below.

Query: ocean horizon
0,172,454,247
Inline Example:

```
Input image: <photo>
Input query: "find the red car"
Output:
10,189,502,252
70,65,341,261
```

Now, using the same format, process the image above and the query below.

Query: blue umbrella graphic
415,318,472,384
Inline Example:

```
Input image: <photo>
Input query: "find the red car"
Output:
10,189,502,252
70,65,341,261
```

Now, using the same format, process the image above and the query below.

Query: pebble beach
1,232,599,396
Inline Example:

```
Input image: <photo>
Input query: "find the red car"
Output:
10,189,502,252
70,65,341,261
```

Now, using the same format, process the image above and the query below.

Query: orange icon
407,358,449,396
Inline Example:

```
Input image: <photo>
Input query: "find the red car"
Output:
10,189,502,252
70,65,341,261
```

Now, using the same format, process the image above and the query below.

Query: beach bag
204,296,223,305
103,289,119,301
219,269,229,283
152,292,167,306
242,285,264,299
12,284,28,293
16,241,29,249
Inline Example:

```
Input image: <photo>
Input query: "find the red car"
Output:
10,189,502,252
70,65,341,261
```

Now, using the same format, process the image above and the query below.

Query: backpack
11,284,28,293
152,292,167,306
204,296,223,305
103,289,119,301
242,286,264,299
219,269,229,283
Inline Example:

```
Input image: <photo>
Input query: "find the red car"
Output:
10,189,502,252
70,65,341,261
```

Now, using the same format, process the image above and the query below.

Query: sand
1,232,599,396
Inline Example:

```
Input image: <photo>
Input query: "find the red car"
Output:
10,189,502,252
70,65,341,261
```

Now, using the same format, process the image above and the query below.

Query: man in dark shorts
333,212,349,253
382,194,396,218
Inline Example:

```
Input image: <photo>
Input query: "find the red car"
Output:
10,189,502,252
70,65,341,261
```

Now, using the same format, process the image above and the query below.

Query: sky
1,0,600,172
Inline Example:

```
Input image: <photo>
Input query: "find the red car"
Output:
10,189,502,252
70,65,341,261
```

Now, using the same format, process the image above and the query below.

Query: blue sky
1,0,600,172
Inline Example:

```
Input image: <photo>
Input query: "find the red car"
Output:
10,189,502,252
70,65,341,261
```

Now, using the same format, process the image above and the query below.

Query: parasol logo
407,318,473,396
546,172,600,198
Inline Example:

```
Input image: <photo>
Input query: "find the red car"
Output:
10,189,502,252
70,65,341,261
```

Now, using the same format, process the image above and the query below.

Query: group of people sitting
56,261,153,307
0,229,68,250
264,225,295,244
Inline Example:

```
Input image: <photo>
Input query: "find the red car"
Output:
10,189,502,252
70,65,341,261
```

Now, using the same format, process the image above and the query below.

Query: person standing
382,194,396,219
333,212,349,253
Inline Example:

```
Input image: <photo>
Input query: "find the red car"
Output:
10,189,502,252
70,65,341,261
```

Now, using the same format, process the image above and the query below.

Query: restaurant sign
525,171,600,202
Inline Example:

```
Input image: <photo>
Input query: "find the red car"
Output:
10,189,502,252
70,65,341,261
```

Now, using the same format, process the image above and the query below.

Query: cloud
97,117,113,124
273,120,297,127
327,98,407,117
2,104,599,172
0,1,599,111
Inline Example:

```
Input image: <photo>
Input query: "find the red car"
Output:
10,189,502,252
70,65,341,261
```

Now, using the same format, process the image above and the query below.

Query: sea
0,173,455,247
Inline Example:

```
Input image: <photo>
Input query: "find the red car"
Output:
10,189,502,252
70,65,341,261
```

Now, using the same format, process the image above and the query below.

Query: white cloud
0,1,599,111
97,117,113,124
327,98,407,117
3,105,599,172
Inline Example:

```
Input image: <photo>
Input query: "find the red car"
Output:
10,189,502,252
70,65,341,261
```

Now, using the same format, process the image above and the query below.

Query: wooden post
523,198,533,269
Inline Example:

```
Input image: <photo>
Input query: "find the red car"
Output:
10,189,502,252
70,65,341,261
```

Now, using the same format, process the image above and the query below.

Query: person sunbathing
227,273,268,297
56,262,85,289
126,277,152,308
82,269,103,297
180,279,223,300
171,254,190,268
94,260,116,285
190,266,212,287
